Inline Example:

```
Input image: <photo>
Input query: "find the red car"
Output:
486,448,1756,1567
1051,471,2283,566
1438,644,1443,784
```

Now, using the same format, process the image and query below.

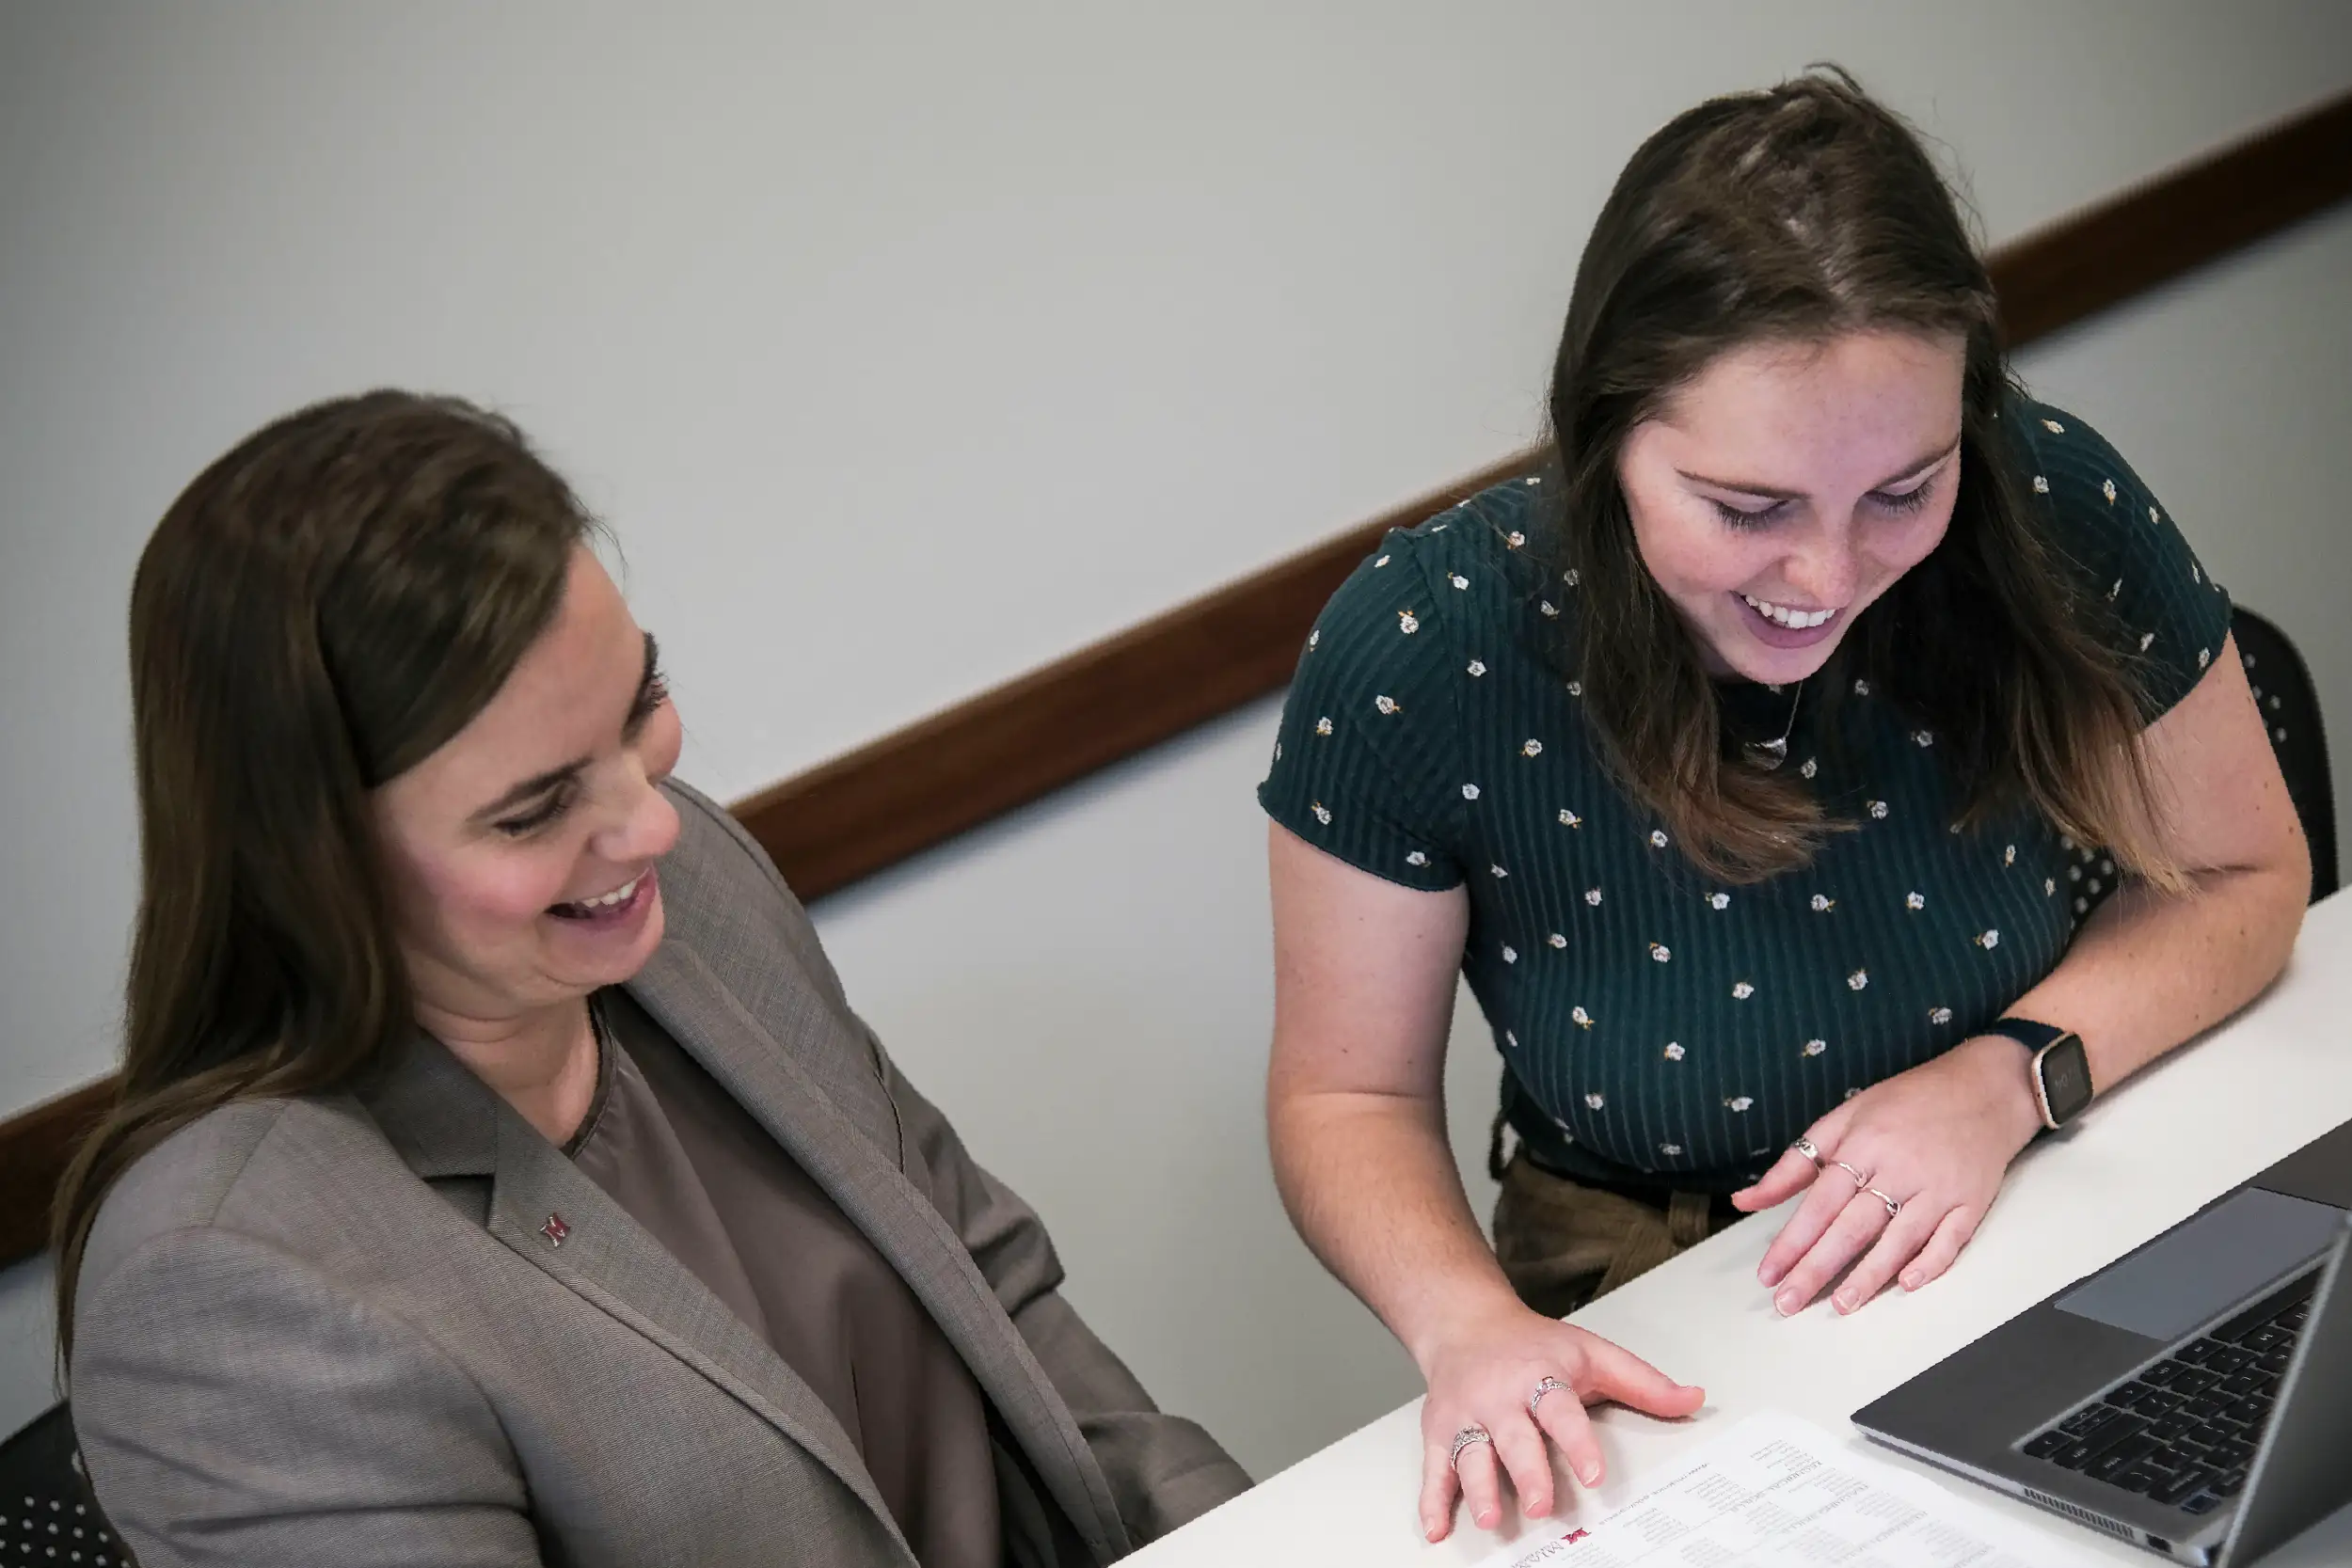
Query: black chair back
2056,607,2332,924
0,1402,124,1563
2232,607,2338,903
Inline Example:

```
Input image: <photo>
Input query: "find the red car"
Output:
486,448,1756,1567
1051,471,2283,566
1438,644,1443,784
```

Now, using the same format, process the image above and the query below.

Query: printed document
1472,1411,2104,1568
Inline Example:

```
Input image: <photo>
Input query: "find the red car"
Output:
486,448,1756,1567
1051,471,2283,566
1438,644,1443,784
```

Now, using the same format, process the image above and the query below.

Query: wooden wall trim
0,1080,116,1270
1988,89,2352,348
5,90,2348,1275
729,451,1538,900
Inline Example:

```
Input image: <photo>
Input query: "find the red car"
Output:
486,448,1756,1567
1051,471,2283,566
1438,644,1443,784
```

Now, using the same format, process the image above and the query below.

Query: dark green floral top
1260,399,2230,1192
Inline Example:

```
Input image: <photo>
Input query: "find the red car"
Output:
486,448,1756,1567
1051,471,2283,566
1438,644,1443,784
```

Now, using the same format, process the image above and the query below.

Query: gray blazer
70,781,1249,1567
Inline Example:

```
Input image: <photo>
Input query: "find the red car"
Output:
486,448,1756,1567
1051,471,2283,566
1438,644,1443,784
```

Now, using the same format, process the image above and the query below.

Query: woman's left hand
1729,1036,2046,1315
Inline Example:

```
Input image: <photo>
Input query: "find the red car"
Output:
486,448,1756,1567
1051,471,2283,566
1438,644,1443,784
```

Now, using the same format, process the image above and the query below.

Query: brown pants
1491,1152,1746,1320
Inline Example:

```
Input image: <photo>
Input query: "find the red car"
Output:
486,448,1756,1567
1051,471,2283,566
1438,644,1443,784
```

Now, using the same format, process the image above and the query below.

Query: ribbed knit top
1259,397,2229,1191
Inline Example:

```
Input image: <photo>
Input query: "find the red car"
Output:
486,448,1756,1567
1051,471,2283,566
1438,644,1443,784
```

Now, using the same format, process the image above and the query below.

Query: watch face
2040,1036,2094,1125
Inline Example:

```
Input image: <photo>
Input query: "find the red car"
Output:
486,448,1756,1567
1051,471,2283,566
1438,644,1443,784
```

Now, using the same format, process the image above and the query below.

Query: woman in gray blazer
55,391,1249,1567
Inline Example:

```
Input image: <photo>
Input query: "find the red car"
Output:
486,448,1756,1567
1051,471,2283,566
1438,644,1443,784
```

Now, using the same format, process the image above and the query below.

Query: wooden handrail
5,89,2348,1275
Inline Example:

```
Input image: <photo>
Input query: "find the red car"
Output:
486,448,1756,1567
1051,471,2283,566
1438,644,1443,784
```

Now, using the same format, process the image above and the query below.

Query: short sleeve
2017,398,2232,722
1259,531,1468,889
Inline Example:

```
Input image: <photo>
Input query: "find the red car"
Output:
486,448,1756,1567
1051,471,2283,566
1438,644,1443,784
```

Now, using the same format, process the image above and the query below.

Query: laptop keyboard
2019,1271,2315,1519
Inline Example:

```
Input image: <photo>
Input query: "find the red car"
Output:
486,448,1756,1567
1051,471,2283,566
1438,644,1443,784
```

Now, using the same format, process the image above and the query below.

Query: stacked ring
1831,1159,1873,1190
1450,1425,1494,1468
1866,1187,1901,1217
1528,1376,1573,1418
1790,1137,1823,1166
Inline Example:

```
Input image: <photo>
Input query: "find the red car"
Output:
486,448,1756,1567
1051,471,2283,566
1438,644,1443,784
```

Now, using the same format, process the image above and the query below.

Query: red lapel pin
540,1212,570,1248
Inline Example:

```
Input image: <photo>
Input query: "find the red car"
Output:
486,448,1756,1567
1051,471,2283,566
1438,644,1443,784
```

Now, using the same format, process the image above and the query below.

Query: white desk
1136,892,2352,1566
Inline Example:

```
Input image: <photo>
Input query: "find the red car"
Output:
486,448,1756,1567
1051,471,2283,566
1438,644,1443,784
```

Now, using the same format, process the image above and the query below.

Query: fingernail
1900,1270,1922,1291
1775,1289,1800,1315
1834,1291,1855,1314
1478,1508,1498,1527
1757,1263,1781,1286
1527,1498,1550,1518
1425,1523,1442,1542
1580,1461,1602,1485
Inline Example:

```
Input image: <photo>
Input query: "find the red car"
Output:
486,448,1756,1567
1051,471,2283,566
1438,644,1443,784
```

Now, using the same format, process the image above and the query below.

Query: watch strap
1988,1016,2090,1131
1984,1016,2068,1053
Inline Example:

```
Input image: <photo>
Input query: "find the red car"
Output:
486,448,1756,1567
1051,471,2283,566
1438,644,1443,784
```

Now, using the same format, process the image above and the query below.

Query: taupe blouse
567,987,1002,1568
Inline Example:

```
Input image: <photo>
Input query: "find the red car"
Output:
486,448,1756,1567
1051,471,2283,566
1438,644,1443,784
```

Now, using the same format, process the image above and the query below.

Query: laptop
1853,1117,2352,1566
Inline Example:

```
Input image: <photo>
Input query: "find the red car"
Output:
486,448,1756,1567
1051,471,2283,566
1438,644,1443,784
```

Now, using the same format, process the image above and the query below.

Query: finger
1733,1104,1854,1210
1419,1433,1461,1542
1492,1412,1555,1519
1534,1384,1607,1492
1575,1335,1708,1421
1831,1195,1944,1313
1757,1164,1862,1288
1899,1205,1981,1292
1455,1433,1506,1531
1731,1146,1820,1212
1773,1189,1890,1314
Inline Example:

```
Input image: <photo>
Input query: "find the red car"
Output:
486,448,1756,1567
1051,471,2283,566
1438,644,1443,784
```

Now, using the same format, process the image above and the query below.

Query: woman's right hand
1262,832,1707,1543
1414,1293,1705,1541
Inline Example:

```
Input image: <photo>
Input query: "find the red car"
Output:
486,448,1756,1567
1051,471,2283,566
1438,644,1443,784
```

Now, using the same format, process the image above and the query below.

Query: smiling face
1617,328,1966,684
373,546,682,1034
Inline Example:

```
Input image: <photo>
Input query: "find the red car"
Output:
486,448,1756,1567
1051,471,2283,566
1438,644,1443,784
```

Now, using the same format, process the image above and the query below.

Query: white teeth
563,873,642,912
1741,594,1834,629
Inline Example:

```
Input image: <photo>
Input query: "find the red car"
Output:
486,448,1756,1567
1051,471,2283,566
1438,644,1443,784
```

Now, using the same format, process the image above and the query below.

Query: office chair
2058,607,2333,921
2231,606,2338,903
0,1402,124,1562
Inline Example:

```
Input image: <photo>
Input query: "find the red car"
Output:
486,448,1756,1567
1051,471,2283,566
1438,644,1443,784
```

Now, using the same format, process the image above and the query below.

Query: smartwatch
1986,1017,2093,1131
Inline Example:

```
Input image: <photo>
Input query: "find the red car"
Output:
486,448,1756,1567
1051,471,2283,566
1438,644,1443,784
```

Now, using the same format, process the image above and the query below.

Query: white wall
2,1,2346,1477
2011,210,2352,820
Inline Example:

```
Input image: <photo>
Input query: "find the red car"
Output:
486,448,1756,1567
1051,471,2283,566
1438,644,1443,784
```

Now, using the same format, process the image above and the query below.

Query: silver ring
1866,1186,1900,1218
1449,1425,1494,1468
1528,1376,1573,1419
1832,1159,1872,1190
1791,1137,1823,1166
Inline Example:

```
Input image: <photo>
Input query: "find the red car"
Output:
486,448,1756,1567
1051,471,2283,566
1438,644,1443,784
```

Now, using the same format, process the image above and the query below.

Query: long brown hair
1546,67,2178,886
53,391,596,1363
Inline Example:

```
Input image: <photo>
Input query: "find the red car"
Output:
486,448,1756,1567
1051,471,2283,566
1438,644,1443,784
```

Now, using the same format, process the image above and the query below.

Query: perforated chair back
2231,607,2338,903
0,1403,125,1564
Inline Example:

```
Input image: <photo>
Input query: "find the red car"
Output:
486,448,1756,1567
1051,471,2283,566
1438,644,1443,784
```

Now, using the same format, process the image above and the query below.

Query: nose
1780,522,1862,609
593,764,681,868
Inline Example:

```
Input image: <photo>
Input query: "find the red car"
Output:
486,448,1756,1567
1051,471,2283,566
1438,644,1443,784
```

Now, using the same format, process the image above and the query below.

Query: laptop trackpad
2057,1187,2346,1341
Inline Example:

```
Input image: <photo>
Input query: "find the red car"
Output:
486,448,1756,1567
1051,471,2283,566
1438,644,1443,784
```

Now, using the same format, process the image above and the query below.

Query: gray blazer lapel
628,942,1129,1560
362,1035,913,1560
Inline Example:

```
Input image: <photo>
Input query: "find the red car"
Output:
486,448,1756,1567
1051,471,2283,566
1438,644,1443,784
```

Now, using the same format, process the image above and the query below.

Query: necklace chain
1743,678,1805,771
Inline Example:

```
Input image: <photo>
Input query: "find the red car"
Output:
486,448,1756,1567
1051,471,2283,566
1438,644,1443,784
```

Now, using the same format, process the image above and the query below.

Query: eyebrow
1676,436,1963,502
472,632,660,823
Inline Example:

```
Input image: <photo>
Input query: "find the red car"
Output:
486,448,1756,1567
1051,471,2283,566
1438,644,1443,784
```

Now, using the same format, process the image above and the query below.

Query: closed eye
625,670,670,734
623,633,668,736
495,782,578,837
481,633,666,838
1714,483,1935,528
1710,498,1786,530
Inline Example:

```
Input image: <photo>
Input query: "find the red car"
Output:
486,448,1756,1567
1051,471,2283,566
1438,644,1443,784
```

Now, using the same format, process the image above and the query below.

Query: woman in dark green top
1260,71,2310,1544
